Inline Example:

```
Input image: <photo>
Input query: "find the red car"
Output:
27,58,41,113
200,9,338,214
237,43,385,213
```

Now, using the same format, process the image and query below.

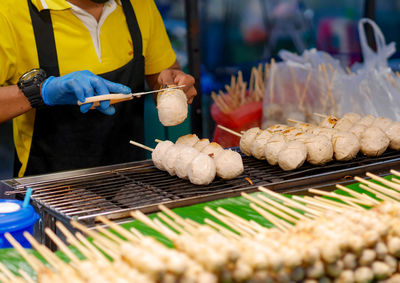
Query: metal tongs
77,85,185,109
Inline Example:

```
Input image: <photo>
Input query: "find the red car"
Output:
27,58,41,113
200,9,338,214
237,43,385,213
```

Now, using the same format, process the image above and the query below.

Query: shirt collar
31,0,121,12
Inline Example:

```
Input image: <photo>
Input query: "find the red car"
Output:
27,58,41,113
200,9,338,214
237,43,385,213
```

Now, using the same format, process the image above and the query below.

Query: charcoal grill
2,148,400,249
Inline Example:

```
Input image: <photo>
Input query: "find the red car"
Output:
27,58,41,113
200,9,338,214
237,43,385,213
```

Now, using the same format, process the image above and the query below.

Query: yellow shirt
0,0,176,177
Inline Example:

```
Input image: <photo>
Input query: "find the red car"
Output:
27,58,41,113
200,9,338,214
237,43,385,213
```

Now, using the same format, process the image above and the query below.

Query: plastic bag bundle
336,18,400,121
262,51,345,128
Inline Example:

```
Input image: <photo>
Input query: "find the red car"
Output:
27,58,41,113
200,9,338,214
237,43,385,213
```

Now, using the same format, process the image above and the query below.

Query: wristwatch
17,68,47,109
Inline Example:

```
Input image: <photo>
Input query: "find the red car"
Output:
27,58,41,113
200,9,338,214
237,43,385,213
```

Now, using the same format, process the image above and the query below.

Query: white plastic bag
337,18,400,121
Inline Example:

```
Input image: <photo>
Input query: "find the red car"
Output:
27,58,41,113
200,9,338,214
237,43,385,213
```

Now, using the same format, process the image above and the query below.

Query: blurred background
1,0,400,179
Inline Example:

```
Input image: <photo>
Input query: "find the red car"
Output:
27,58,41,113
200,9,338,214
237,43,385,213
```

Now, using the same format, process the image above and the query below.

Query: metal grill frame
2,150,400,250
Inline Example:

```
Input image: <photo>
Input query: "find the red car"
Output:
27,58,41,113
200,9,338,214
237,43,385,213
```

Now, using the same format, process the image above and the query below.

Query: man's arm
0,85,32,123
146,60,197,104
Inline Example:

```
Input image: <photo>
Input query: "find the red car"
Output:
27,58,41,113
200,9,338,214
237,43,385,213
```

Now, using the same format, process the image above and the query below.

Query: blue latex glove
41,70,131,115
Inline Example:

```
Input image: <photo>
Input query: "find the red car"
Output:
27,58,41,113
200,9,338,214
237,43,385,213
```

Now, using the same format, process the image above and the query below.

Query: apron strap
121,0,143,59
27,0,60,77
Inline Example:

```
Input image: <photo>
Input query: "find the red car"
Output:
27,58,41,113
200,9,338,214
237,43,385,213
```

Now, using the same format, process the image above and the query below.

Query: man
0,0,196,177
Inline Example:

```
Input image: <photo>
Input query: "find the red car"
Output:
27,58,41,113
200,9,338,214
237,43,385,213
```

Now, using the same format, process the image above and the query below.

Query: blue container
0,199,39,248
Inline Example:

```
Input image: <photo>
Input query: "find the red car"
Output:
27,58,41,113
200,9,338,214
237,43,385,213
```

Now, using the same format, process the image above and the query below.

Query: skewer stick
95,225,125,245
313,112,328,119
157,212,189,235
308,188,374,206
299,70,312,110
204,206,253,237
75,232,108,262
158,205,197,233
56,222,96,261
242,192,298,223
290,67,301,101
155,139,163,143
216,207,260,232
129,140,153,152
313,195,362,210
96,215,138,242
0,262,19,282
23,231,64,270
257,194,309,220
392,178,400,185
258,187,321,216
44,227,81,265
358,184,394,202
355,176,400,199
305,196,351,211
391,169,400,177
131,210,177,240
335,184,380,205
4,233,42,272
217,125,242,137
292,196,343,213
249,203,290,231
18,269,35,283
366,172,400,193
269,58,275,103
203,218,241,240
346,67,352,75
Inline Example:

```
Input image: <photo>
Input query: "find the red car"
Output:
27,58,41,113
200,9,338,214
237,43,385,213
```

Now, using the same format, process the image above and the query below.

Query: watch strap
21,82,46,109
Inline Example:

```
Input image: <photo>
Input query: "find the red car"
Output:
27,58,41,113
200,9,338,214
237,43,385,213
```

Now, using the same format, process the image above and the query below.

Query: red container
211,101,263,148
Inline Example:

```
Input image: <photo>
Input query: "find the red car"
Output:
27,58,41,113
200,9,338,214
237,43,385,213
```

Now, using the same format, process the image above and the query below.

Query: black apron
15,0,146,177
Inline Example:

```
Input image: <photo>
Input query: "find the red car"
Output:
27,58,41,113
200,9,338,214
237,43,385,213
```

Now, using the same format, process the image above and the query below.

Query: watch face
21,69,41,82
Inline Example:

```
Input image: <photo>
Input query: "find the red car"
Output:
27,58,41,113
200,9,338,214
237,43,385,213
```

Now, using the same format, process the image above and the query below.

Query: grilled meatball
357,115,376,127
385,122,400,150
372,117,393,132
214,149,244,180
334,118,354,131
176,134,200,147
265,134,287,166
201,142,225,159
350,124,367,140
278,141,307,171
251,130,273,160
305,135,333,165
188,153,216,185
360,127,390,157
174,147,200,179
152,140,174,171
162,144,188,176
332,131,360,161
342,112,362,124
193,138,210,151
157,88,188,126
240,127,262,156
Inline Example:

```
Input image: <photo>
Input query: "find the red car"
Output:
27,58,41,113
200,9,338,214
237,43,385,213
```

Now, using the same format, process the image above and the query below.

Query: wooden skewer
157,212,189,235
45,227,81,265
55,222,97,262
354,176,400,200
131,210,177,240
305,196,351,211
290,67,301,101
308,188,374,206
313,112,328,119
158,205,197,234
217,125,242,137
18,269,35,283
95,225,125,245
4,233,42,272
204,218,241,240
299,70,312,111
249,203,290,232
216,207,260,232
392,178,400,185
75,232,108,263
346,67,352,75
241,192,298,223
258,187,321,217
96,216,138,243
312,195,362,210
269,58,275,103
358,184,395,202
0,262,19,282
335,184,380,205
129,140,153,152
366,172,400,193
23,231,64,270
256,194,309,220
292,196,343,213
204,206,253,237
391,169,400,177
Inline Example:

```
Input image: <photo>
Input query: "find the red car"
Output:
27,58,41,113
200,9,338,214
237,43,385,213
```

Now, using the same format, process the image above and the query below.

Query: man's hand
41,70,131,115
157,69,196,104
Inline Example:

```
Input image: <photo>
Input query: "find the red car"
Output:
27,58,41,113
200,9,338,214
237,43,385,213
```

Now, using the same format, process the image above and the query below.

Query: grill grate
11,149,400,224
